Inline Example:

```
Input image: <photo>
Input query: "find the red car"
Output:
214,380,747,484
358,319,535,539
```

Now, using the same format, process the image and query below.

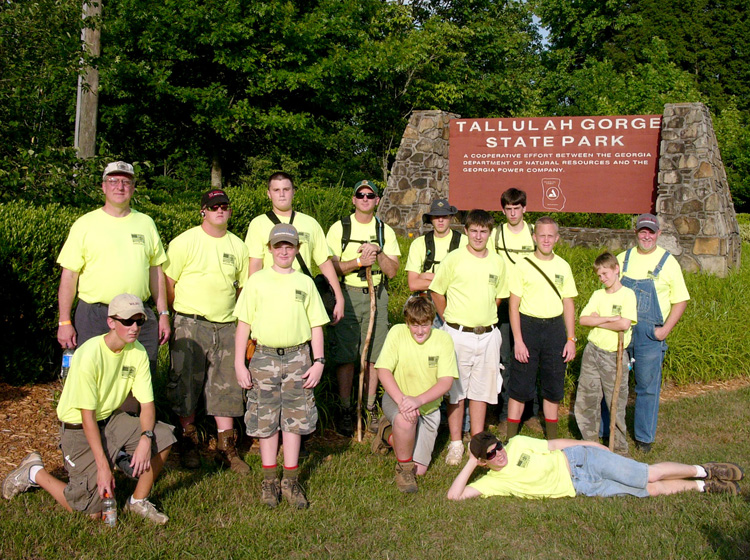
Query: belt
446,322,495,335
62,417,110,430
520,313,562,324
256,343,309,356
176,312,233,324
345,284,384,295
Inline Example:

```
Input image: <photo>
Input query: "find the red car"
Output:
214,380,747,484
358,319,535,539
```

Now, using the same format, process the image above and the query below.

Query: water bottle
102,491,117,527
60,348,74,383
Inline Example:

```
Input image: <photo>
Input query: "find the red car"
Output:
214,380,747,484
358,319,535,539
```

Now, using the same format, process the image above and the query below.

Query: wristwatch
141,430,155,440
313,357,326,365
567,336,578,342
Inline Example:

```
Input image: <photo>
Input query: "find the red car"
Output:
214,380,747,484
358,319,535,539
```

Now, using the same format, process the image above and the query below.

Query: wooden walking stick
357,266,376,442
609,331,625,452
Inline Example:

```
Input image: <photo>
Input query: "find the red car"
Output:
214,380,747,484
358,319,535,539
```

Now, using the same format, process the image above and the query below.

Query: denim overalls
620,248,671,445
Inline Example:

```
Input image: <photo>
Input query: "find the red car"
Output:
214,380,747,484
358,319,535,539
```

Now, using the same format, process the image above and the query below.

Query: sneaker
260,478,281,508
123,498,169,525
702,462,745,481
445,441,464,466
394,462,418,493
635,440,652,454
366,409,380,434
337,408,354,437
3,452,43,500
281,478,309,509
371,417,392,456
704,479,740,496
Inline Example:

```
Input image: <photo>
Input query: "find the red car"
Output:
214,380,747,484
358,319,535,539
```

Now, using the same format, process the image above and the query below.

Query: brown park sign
448,115,662,213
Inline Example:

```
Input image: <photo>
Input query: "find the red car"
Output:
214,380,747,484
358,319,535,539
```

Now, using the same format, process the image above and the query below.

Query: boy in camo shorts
234,224,329,509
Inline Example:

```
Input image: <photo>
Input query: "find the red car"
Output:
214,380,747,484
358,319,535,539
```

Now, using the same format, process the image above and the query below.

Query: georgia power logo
541,178,566,211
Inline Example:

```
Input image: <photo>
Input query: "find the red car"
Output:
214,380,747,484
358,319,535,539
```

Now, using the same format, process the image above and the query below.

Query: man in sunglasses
3,294,176,524
163,189,249,472
56,161,171,379
326,180,401,436
447,431,743,500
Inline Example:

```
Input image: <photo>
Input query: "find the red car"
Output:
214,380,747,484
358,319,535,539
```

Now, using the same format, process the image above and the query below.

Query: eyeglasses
486,444,503,460
355,192,377,200
105,178,133,187
112,316,146,327
207,204,230,212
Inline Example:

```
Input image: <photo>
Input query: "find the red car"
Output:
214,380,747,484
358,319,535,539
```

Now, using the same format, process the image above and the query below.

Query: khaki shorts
167,314,243,418
332,284,389,365
60,411,176,514
382,392,441,468
443,323,502,405
244,345,318,437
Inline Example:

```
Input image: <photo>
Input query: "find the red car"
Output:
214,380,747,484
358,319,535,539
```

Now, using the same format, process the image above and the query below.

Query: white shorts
443,323,502,405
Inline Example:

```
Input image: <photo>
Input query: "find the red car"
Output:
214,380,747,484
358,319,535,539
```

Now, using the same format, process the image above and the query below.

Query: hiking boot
704,479,740,496
299,437,310,460
703,462,744,481
3,452,42,500
281,478,309,509
366,408,380,434
462,431,471,443
124,498,169,525
394,461,418,493
371,417,392,456
179,424,201,469
217,429,250,474
337,407,354,437
445,441,464,466
635,440,652,454
260,478,281,508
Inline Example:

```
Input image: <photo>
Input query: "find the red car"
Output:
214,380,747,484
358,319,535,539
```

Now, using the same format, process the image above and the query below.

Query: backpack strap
422,232,436,273
448,229,461,252
265,211,312,278
524,257,562,300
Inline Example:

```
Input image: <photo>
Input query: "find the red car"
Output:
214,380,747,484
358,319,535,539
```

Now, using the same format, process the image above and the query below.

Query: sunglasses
207,204,230,212
112,316,146,327
355,192,377,200
486,444,503,460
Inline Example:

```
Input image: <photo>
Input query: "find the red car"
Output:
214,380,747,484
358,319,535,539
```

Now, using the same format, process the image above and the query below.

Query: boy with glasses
448,431,744,500
3,294,176,524
164,189,249,472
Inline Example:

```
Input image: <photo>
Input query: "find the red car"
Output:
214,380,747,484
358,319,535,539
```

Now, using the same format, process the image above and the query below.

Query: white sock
694,465,707,478
29,465,43,484
129,495,145,505
217,429,230,433
696,480,706,492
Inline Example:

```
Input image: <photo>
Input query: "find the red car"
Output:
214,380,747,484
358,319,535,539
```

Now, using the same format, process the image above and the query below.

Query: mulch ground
2,377,749,481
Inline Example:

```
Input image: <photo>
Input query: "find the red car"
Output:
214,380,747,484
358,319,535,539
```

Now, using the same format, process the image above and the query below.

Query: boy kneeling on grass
574,252,637,455
371,294,458,493
3,294,176,524
234,224,329,509
447,432,744,500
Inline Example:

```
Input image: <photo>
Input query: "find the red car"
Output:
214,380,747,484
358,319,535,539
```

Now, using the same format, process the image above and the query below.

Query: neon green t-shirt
489,222,535,270
56,335,154,424
245,211,330,271
164,227,249,323
326,214,401,288
581,286,638,352
57,208,166,304
405,232,468,275
617,247,690,321
374,324,459,415
509,254,578,318
428,246,509,327
468,436,576,499
233,268,329,347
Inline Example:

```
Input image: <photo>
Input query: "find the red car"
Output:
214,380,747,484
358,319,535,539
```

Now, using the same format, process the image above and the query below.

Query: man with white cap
616,213,689,453
3,294,176,524
56,161,171,376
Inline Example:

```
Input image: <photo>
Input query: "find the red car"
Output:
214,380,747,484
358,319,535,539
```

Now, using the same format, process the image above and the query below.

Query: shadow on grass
702,521,750,560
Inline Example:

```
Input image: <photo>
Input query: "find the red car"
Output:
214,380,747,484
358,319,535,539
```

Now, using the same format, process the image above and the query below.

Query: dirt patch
1,377,749,481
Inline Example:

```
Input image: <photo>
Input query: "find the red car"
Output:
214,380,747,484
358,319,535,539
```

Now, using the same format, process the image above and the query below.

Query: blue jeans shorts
562,445,650,498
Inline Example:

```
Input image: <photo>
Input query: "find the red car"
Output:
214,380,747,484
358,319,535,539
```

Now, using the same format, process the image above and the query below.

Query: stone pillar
656,103,741,276
379,110,459,237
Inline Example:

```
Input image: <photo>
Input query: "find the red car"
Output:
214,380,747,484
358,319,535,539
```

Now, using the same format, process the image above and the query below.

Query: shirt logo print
612,304,622,315
517,453,530,468
295,290,307,303
131,234,145,246
121,366,136,379
428,356,439,368
489,274,498,286
554,274,564,288
222,253,236,266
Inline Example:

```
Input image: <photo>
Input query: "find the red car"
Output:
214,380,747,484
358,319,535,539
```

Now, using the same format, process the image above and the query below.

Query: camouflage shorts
167,314,243,418
244,344,318,437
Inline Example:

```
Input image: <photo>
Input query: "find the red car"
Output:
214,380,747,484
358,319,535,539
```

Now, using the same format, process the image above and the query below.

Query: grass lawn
2,385,749,560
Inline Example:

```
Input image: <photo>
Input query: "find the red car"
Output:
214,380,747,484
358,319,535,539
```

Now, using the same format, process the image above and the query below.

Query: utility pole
74,1,102,159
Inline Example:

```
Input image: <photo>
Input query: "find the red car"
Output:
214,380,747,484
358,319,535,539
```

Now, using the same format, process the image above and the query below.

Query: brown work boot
702,462,744,481
281,477,309,509
179,424,201,469
217,429,250,474
394,461,418,494
704,479,740,496
260,477,281,508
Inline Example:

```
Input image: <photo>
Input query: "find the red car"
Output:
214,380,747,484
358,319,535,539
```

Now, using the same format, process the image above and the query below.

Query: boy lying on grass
447,432,744,500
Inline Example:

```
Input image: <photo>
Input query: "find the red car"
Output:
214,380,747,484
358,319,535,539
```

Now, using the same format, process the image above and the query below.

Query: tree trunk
74,1,102,159
211,155,222,188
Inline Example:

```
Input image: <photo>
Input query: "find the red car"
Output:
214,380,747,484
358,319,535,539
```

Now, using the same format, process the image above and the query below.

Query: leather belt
446,322,495,335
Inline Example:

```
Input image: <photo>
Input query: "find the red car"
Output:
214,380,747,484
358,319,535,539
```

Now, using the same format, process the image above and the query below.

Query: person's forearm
431,292,447,320
562,298,576,339
81,409,109,472
377,368,405,404
58,268,79,321
447,456,479,501
660,300,687,337
310,326,324,360
378,253,399,279
509,294,523,343
407,271,433,292
234,321,251,368
165,276,176,309
248,257,263,277
416,377,454,407
597,318,632,332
